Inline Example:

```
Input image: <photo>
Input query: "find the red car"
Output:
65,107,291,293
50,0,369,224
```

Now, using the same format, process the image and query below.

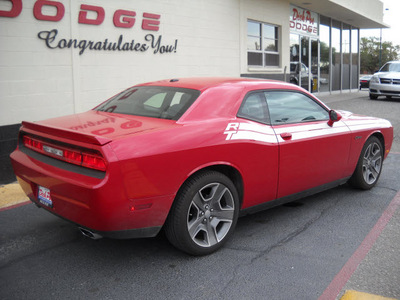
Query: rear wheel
349,136,383,190
165,171,239,256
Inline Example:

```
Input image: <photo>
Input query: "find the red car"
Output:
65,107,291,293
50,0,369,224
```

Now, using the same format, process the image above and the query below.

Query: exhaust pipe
79,227,103,240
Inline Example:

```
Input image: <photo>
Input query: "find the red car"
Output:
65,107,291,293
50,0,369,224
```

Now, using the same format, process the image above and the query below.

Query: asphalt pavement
0,90,399,300
319,91,400,299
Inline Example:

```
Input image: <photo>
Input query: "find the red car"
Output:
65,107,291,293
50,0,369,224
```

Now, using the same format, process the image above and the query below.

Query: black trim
20,146,105,179
237,91,270,124
239,177,350,217
237,89,329,126
96,226,162,239
241,73,287,81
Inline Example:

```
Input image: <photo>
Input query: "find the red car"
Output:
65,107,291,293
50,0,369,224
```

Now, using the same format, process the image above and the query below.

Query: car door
234,91,279,208
265,91,352,199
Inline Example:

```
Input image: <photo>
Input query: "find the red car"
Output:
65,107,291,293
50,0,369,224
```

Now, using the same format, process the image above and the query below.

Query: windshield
95,86,200,120
380,62,400,72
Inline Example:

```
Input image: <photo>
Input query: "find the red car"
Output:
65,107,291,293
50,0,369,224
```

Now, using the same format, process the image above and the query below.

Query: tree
360,37,400,73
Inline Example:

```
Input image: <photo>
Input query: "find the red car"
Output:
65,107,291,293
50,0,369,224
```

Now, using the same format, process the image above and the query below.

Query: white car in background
369,61,400,100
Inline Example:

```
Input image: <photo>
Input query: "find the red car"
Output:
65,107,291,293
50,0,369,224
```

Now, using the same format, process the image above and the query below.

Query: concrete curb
0,182,29,209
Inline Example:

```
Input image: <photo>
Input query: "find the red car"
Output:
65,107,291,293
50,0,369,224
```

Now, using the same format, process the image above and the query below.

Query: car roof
136,77,300,92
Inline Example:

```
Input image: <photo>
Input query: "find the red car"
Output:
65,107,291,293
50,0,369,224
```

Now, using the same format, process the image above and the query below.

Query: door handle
280,132,292,140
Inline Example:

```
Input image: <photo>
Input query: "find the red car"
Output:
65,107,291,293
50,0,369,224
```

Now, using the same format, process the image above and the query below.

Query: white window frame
247,20,280,68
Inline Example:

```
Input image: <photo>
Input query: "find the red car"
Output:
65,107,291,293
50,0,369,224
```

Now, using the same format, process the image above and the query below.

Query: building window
331,20,342,91
351,28,359,89
319,16,331,92
247,20,280,67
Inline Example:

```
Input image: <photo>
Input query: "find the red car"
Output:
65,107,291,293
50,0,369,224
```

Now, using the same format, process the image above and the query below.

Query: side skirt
239,177,350,217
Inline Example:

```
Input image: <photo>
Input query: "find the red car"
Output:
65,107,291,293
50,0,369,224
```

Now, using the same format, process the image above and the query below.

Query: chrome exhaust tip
79,227,103,240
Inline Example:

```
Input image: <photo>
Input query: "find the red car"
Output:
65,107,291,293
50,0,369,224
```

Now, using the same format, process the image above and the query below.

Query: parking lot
0,91,399,300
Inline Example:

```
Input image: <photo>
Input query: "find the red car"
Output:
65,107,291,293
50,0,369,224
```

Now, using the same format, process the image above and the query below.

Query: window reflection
343,24,351,90
247,20,280,67
351,29,359,89
319,16,330,92
332,20,341,91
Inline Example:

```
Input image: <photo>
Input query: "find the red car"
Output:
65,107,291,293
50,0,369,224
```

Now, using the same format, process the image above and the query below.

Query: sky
360,0,400,46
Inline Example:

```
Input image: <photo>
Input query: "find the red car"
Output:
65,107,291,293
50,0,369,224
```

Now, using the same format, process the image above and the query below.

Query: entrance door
290,34,320,93
311,39,319,93
290,34,300,87
300,36,310,91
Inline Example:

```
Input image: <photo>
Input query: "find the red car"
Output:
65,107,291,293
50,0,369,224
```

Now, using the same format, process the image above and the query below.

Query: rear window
95,86,200,120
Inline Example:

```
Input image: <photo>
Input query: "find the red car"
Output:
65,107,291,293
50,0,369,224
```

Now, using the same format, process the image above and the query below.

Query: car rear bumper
10,149,172,238
369,82,400,96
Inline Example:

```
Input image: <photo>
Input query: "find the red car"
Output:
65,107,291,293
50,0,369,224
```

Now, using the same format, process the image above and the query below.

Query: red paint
113,10,136,28
9,78,394,238
292,8,315,24
142,13,161,31
0,0,22,18
0,201,30,212
33,0,65,22
78,4,105,26
318,190,400,299
0,0,160,31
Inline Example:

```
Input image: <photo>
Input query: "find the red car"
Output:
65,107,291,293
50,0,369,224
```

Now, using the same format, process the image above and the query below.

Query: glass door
311,39,319,93
290,34,300,87
290,34,320,93
300,36,310,91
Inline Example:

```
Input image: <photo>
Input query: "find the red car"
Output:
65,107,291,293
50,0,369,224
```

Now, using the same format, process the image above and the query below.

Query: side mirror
328,110,342,127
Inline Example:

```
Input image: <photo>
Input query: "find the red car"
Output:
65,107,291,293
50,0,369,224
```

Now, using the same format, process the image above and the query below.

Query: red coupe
10,78,393,255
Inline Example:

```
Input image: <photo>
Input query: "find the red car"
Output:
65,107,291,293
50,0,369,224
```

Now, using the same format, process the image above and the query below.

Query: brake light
82,153,107,171
22,135,106,171
23,135,43,151
64,149,82,165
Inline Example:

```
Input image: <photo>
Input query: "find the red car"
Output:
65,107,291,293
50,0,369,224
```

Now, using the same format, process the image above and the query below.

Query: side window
265,91,329,125
238,92,269,124
144,93,167,108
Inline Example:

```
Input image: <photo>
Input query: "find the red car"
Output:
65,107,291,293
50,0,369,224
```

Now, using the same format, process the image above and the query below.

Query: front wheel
165,171,239,255
369,93,378,100
348,136,383,190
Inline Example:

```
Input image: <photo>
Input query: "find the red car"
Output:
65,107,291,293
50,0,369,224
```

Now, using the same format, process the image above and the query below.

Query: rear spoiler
21,121,112,146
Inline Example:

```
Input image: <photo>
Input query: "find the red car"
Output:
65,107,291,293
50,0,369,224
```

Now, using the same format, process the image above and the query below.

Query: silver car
369,61,400,99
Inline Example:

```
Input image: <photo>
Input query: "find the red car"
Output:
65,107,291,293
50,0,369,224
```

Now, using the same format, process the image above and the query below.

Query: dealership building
0,0,386,183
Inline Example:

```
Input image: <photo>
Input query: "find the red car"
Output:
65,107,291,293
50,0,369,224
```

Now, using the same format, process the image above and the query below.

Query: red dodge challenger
10,78,393,255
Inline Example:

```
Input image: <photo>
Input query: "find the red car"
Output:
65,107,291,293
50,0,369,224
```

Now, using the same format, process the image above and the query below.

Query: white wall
239,0,290,76
0,0,241,126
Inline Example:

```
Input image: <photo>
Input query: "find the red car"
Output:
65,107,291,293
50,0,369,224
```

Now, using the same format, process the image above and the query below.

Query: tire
165,171,239,256
386,96,392,100
369,93,378,100
348,136,383,190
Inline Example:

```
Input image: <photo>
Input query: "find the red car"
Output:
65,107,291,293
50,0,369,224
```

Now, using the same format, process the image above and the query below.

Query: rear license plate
38,186,53,208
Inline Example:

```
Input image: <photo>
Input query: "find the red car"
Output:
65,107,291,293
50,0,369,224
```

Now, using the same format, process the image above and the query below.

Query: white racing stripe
224,122,277,143
224,121,349,143
223,118,390,143
273,121,350,141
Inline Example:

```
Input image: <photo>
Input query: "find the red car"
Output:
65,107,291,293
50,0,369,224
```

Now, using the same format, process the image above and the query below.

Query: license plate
38,186,53,208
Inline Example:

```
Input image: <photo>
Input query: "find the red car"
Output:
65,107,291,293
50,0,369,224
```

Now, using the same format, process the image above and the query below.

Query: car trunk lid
24,110,178,145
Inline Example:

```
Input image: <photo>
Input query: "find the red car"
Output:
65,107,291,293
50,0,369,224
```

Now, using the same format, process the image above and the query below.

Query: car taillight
63,149,83,165
22,135,106,171
23,135,43,151
82,153,107,171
